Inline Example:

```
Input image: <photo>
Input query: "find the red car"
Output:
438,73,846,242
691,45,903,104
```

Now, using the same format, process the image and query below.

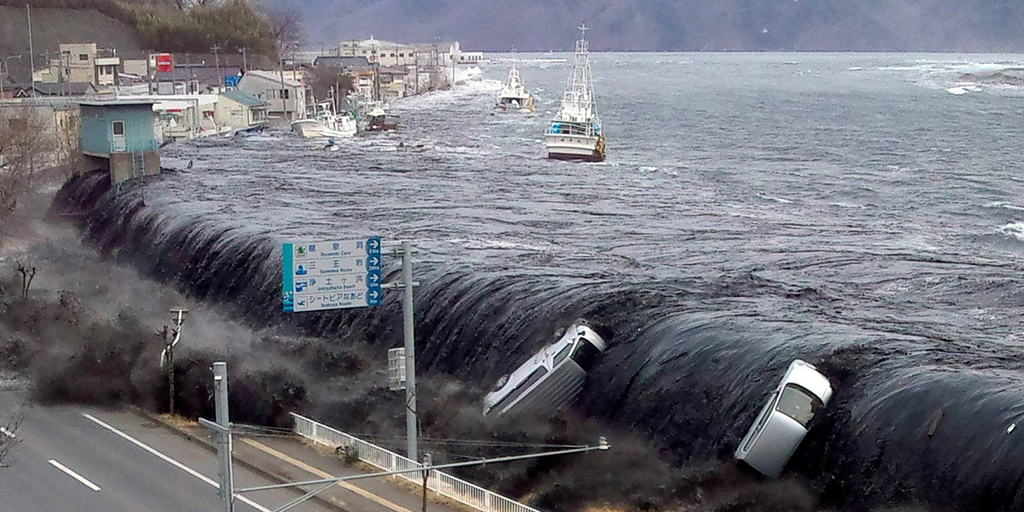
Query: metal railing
291,413,545,512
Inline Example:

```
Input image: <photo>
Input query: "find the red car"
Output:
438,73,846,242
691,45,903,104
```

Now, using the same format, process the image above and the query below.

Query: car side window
775,385,821,427
552,342,573,365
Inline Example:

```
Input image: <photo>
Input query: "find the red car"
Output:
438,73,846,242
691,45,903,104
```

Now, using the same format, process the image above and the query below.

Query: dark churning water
60,53,1024,510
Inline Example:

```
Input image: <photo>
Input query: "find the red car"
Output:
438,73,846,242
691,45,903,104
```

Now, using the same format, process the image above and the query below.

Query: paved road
0,391,337,512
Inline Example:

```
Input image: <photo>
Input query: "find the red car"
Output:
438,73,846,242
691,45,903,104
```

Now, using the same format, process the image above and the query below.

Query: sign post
282,237,419,460
282,237,382,312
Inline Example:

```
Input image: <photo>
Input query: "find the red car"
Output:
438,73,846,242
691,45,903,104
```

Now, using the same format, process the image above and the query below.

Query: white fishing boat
291,96,357,138
545,24,605,162
496,54,535,112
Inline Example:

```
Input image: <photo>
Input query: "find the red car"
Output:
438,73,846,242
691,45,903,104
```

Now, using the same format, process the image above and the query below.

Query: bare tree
269,9,306,60
0,106,56,225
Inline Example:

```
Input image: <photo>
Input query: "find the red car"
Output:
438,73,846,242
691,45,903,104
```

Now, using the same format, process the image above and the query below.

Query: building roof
155,66,242,86
221,90,269,108
241,70,304,87
78,99,157,107
340,37,407,49
313,56,374,70
9,82,98,96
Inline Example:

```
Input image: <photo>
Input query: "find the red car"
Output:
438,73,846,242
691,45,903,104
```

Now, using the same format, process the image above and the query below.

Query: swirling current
55,53,1024,510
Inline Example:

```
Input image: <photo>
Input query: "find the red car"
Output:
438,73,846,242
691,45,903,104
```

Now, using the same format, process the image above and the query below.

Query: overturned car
483,321,608,418
735,359,834,477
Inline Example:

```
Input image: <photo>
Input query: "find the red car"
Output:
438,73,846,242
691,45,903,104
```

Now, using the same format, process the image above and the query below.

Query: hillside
264,0,1024,52
0,6,142,82
0,0,278,83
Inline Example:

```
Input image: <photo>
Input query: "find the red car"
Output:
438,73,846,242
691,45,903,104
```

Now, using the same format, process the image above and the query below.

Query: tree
306,66,354,105
268,8,305,61
0,106,56,225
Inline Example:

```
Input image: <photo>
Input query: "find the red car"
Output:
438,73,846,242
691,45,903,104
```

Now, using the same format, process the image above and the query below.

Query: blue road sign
282,236,382,312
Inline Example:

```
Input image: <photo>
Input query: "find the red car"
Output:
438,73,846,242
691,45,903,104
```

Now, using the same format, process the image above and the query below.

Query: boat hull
291,119,324,138
545,133,605,162
291,118,357,138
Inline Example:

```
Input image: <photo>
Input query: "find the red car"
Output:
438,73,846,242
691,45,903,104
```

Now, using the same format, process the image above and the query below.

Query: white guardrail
291,413,544,512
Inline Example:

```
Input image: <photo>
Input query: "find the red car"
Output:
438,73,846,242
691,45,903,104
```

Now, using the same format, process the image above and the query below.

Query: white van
483,321,608,417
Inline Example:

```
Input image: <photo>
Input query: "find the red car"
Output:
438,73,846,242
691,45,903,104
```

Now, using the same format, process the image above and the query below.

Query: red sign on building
155,53,173,73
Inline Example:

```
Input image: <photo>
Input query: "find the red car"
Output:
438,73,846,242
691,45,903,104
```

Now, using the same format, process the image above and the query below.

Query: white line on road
82,413,270,512
48,459,101,492
0,426,15,438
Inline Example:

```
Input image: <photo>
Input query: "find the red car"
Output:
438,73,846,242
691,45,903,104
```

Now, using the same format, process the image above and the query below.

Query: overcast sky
265,0,1024,52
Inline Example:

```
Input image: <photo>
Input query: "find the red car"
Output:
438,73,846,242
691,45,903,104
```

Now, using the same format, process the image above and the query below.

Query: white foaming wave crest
984,202,1024,212
448,238,552,252
395,78,502,111
997,222,1024,241
756,193,793,204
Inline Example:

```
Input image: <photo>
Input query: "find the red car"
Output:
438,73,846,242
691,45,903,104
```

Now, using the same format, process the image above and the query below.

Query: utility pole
381,240,419,460
238,47,247,73
200,362,235,512
26,5,34,98
400,240,417,460
211,44,222,91
279,57,288,121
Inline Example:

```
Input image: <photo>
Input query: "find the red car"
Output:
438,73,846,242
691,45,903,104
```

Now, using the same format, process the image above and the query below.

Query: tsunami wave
52,170,1024,511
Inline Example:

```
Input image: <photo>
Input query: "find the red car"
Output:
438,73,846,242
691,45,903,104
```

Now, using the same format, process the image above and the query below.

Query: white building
237,70,307,120
215,90,269,134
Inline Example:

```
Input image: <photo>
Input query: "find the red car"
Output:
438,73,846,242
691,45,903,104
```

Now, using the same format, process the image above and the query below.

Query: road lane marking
0,426,15,438
48,459,101,492
241,437,411,512
82,413,270,512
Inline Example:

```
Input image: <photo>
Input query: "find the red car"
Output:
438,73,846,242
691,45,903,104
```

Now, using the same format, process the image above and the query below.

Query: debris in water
1007,423,1016,434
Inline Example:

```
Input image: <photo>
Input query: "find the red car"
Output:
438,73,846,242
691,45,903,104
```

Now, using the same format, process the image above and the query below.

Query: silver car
483,321,608,417
735,359,833,477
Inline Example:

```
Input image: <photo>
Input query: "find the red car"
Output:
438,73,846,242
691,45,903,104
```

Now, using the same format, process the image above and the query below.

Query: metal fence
291,413,544,512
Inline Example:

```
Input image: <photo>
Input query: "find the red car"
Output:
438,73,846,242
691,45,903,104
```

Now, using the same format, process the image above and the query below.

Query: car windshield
775,385,821,427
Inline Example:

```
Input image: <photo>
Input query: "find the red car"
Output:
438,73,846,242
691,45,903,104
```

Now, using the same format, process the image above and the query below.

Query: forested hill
265,0,1024,52
0,0,280,73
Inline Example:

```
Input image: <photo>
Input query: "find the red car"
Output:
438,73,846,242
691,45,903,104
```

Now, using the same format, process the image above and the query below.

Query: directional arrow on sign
368,239,380,250
368,289,380,300
367,255,381,267
368,272,381,284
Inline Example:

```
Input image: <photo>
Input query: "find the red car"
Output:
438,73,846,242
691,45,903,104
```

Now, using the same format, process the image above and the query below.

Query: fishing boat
291,95,358,138
360,102,399,132
496,53,535,112
545,24,605,162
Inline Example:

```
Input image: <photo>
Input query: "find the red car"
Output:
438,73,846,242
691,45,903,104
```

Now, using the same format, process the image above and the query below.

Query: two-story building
34,43,123,87
237,70,307,121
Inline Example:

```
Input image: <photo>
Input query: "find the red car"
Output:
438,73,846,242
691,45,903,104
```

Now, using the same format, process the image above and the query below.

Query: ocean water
70,53,1024,510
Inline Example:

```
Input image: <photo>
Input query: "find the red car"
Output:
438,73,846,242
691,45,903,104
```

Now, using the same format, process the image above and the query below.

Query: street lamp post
162,307,189,416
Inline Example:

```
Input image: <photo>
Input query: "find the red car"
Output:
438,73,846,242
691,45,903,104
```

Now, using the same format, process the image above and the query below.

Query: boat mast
561,23,597,123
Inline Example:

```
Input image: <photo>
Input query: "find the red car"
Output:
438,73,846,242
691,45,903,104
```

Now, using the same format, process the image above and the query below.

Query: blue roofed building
78,99,160,186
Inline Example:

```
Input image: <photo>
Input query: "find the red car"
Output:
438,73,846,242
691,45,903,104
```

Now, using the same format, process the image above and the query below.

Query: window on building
282,89,290,100
399,53,404,57
112,121,124,136
390,53,395,57
79,54,88,61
